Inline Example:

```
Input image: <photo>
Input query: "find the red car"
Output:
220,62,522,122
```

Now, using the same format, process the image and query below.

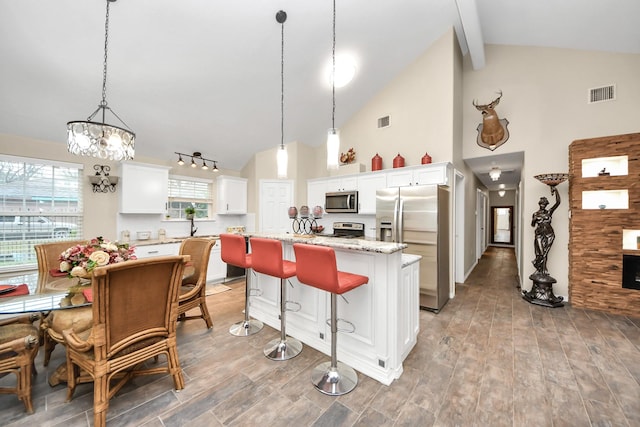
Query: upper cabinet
357,173,387,214
217,176,247,214
120,162,170,214
386,163,449,187
307,179,327,211
325,176,358,193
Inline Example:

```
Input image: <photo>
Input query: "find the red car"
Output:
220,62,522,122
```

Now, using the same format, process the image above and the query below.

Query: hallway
2,247,639,426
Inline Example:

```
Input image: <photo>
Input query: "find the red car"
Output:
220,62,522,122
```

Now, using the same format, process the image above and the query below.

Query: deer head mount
473,91,510,151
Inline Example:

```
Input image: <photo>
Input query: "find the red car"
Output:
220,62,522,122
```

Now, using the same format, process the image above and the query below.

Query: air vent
377,115,390,128
588,84,616,104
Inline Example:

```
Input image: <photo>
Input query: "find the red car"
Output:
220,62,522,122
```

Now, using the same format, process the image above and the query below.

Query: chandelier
326,0,340,170
489,167,501,181
67,0,135,161
276,10,288,179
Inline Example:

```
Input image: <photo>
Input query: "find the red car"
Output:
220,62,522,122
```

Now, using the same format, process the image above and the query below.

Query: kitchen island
242,233,419,385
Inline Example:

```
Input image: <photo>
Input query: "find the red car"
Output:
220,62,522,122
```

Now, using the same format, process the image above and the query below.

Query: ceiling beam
455,0,485,70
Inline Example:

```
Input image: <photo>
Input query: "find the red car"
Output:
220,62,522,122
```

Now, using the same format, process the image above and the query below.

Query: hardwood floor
2,246,640,426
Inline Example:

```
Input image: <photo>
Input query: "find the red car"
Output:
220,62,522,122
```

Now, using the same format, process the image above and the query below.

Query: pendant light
326,0,340,170
67,0,135,161
276,10,288,179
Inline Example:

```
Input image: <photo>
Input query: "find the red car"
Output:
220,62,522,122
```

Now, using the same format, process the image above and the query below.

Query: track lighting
175,152,220,172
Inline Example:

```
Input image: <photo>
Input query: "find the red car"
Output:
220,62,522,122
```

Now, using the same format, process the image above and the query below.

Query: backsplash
116,213,254,242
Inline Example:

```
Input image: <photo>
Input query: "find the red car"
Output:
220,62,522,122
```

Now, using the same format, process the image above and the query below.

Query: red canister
371,153,382,171
393,153,405,168
421,152,432,164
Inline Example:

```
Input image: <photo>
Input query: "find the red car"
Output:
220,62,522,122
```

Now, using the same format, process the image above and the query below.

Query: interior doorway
491,206,513,245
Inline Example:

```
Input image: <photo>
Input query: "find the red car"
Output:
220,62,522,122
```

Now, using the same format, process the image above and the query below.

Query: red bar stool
293,243,368,396
250,237,303,360
220,234,263,336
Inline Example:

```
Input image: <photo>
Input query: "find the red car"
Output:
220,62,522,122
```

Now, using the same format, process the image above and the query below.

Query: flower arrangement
59,236,137,278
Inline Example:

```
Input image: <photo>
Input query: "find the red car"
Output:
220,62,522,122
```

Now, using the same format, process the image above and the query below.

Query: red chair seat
293,244,368,294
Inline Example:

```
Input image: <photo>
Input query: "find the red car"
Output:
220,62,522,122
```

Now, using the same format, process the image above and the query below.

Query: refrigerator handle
392,198,399,242
398,198,404,243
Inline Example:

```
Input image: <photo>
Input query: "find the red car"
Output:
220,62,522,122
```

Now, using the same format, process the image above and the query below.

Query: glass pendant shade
67,120,135,161
327,128,340,170
277,145,288,178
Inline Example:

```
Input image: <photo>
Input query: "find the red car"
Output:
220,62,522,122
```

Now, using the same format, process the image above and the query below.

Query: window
167,175,213,219
0,155,83,272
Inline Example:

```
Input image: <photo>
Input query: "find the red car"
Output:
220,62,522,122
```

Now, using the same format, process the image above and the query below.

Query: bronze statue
524,178,566,308
531,187,560,275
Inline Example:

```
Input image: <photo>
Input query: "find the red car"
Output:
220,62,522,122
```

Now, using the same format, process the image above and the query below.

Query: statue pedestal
523,273,564,308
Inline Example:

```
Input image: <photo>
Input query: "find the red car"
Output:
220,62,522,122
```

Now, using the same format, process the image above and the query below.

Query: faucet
190,217,198,237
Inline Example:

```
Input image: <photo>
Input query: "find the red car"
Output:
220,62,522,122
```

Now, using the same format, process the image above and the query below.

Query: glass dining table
0,272,90,316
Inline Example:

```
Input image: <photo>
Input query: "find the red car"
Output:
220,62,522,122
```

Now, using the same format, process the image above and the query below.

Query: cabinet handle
148,250,159,254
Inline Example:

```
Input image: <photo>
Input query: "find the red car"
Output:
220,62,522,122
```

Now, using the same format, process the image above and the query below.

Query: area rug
205,284,231,296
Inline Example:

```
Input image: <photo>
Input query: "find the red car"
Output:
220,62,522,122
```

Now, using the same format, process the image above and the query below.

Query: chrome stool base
311,361,358,396
229,319,264,337
264,337,303,361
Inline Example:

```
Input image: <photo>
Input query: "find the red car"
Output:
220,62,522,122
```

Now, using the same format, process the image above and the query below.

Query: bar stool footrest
263,337,303,361
229,319,264,336
311,361,358,396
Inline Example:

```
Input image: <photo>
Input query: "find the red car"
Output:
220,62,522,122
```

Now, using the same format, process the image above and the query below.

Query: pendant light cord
331,0,336,130
101,0,110,109
280,17,285,150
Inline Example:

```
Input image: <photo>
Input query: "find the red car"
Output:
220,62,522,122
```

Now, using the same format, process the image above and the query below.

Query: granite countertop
242,232,407,254
401,253,422,267
129,235,220,246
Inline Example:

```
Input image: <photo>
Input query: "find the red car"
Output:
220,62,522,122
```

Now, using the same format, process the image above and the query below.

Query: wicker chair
177,238,215,329
0,314,40,414
62,255,189,427
35,239,89,366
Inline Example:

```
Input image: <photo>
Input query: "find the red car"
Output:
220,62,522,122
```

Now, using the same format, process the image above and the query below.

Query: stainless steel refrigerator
376,185,450,312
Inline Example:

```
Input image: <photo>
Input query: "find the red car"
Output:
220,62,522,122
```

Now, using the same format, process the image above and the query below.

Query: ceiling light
276,10,288,179
175,152,219,172
489,167,501,181
498,190,505,197
326,0,340,171
499,183,505,189
67,0,135,161
328,54,357,88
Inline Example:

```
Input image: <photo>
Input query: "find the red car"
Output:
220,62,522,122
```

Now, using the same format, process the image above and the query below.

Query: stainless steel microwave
325,191,359,213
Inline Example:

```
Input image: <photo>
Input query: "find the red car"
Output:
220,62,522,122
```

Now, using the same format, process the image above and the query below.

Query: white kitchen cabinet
307,179,327,211
134,242,180,259
325,176,358,193
120,162,170,214
216,176,247,214
357,173,387,214
207,240,226,283
386,163,450,187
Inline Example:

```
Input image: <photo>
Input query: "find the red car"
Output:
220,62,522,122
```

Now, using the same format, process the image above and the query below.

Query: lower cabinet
248,241,416,386
207,240,226,283
134,243,180,259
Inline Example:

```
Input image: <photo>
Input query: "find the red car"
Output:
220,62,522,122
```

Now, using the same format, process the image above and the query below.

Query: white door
259,179,294,233
476,189,487,261
454,170,465,284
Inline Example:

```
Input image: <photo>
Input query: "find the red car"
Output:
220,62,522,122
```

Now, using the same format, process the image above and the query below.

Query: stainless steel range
324,222,365,239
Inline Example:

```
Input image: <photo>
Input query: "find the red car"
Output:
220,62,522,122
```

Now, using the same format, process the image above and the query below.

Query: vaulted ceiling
1,1,639,172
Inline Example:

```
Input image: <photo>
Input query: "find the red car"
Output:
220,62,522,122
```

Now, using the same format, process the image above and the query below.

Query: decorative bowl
534,173,569,186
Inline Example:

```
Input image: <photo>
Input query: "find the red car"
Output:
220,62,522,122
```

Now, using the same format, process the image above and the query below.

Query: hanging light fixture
67,0,135,161
326,0,340,170
498,190,506,197
276,10,288,179
489,167,501,181
175,152,220,173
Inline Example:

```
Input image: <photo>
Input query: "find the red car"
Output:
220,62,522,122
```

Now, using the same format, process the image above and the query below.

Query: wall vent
588,84,616,104
377,115,390,128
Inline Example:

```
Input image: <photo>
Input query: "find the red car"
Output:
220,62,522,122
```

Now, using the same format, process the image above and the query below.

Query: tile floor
1,247,640,426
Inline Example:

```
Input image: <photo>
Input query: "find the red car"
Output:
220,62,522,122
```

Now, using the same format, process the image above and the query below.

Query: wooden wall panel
569,132,640,317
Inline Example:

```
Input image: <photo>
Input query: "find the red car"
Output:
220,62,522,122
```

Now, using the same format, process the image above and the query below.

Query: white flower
70,266,88,277
59,261,71,272
101,242,118,252
89,250,110,266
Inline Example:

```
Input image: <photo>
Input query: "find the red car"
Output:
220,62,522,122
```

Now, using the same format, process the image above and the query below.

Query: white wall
462,45,640,299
